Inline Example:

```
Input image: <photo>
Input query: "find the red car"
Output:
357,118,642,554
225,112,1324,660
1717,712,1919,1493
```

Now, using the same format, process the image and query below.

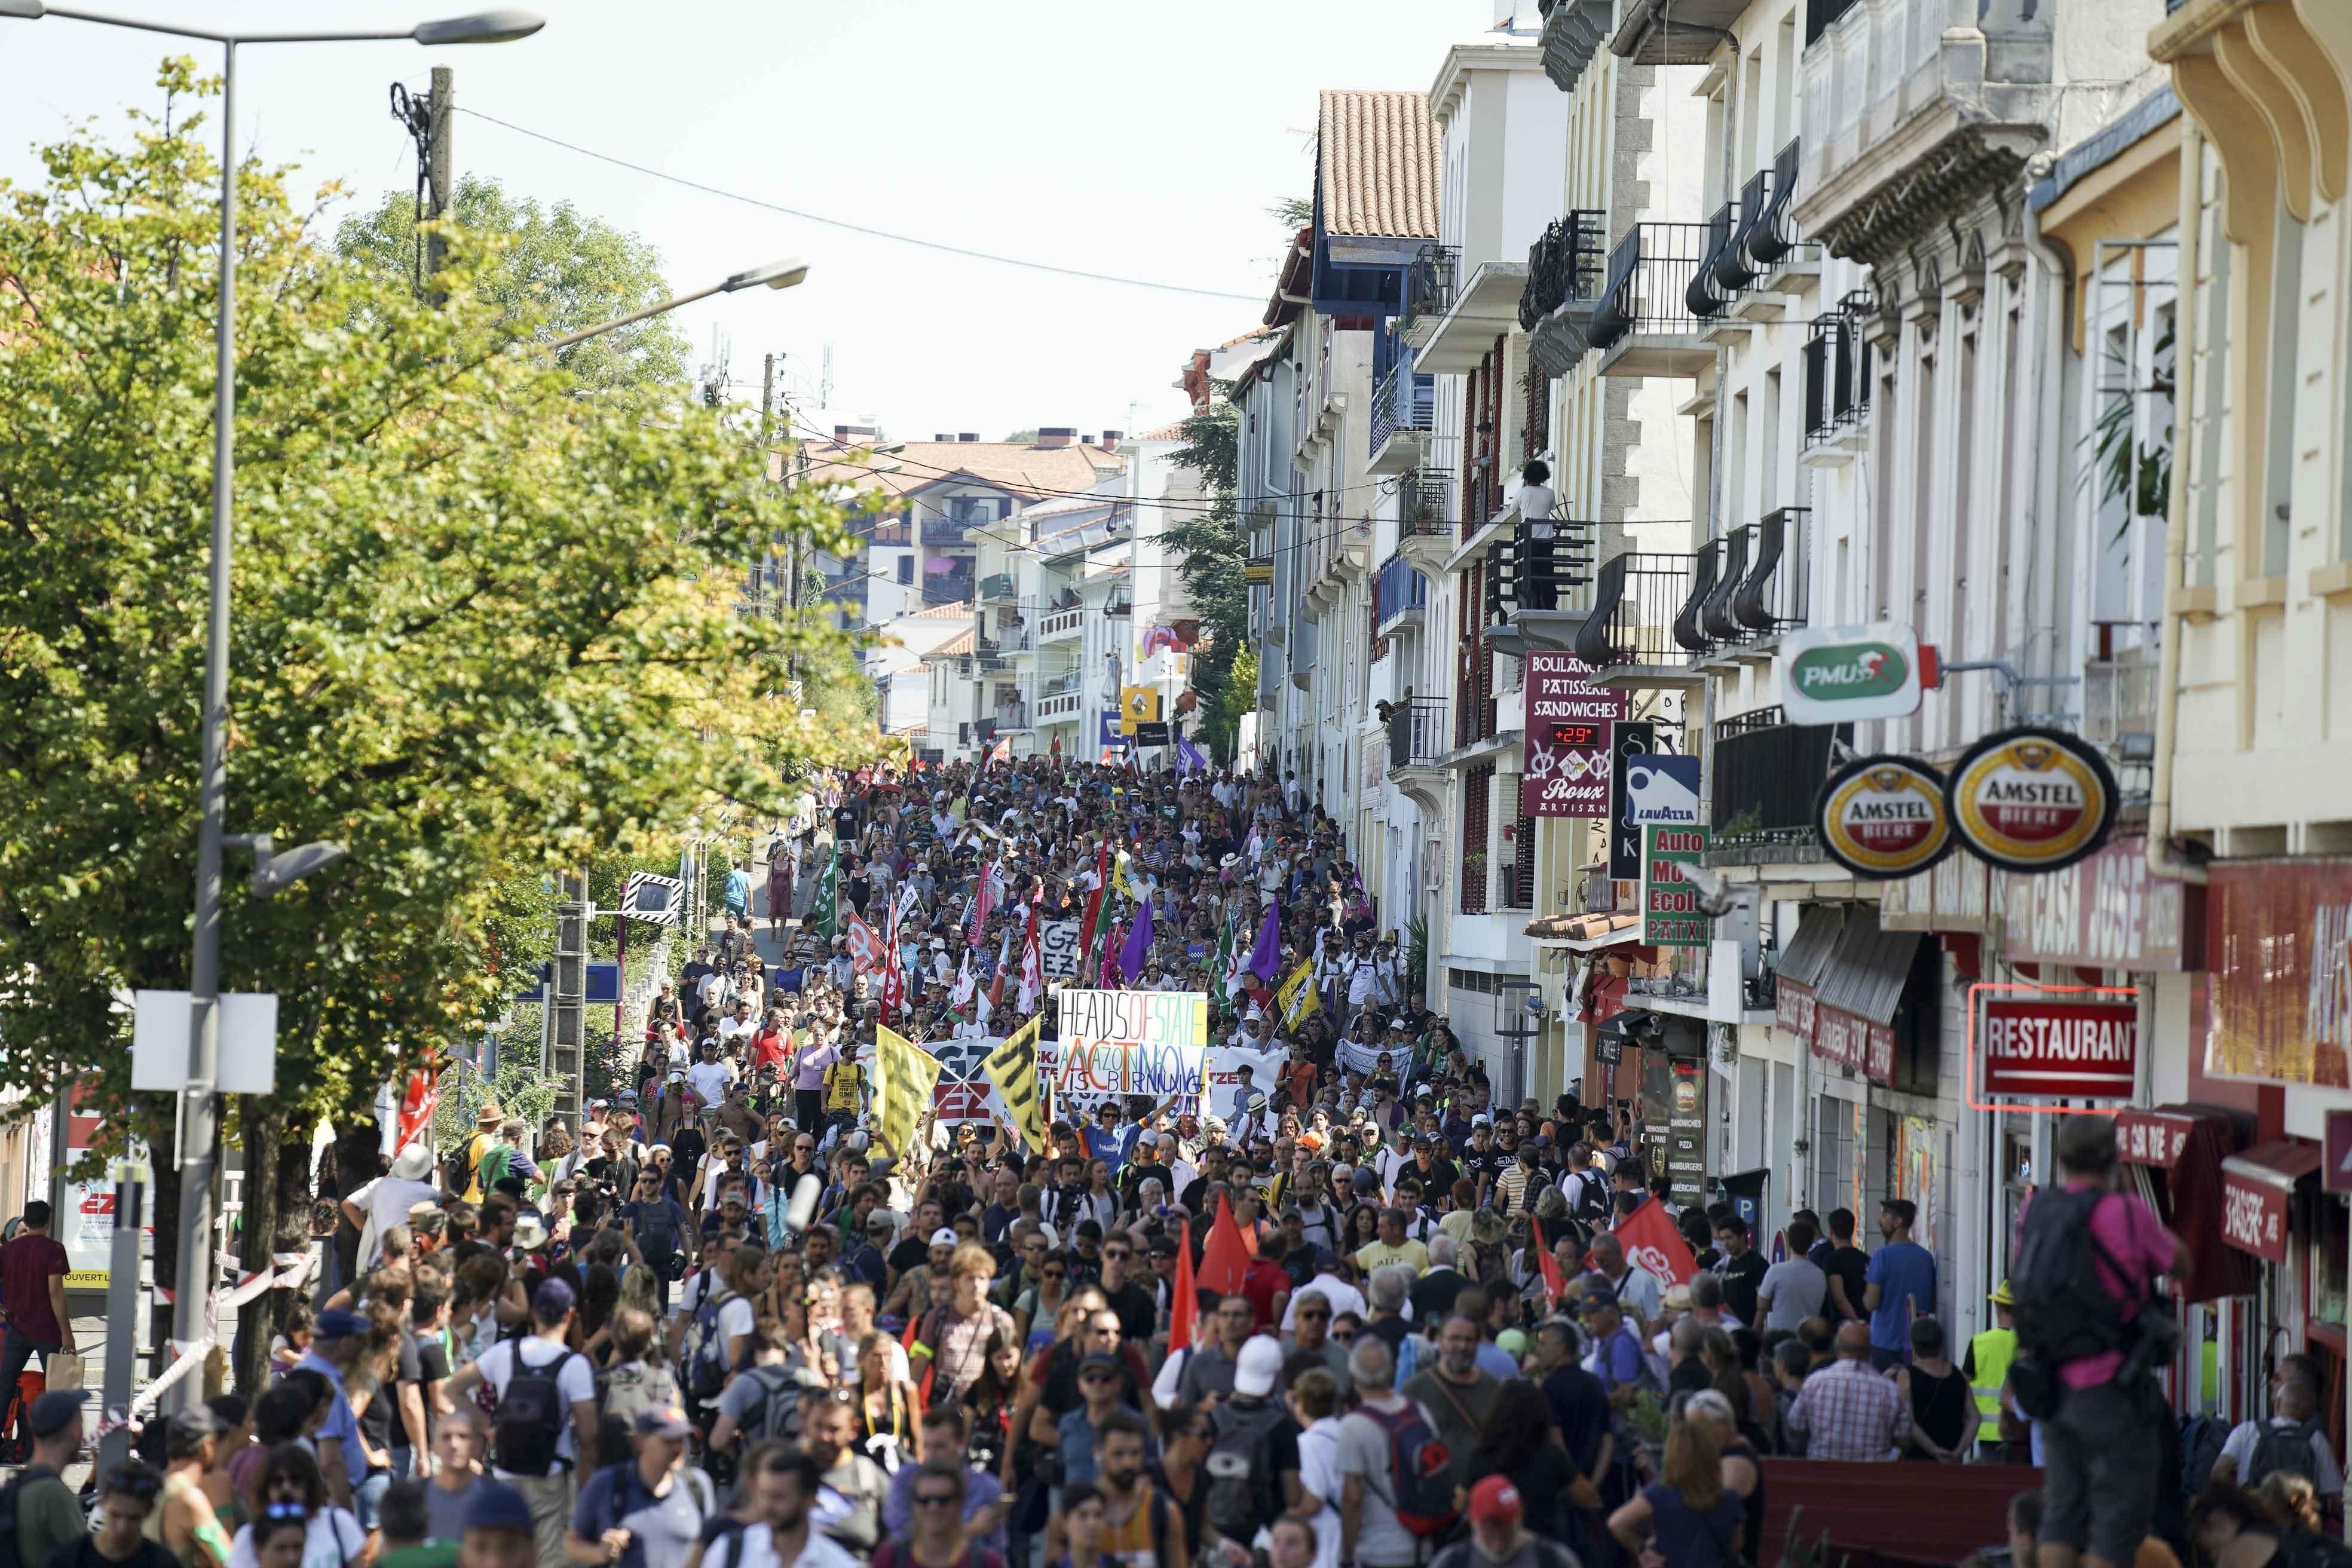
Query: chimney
834,424,878,442
934,433,955,443
959,433,981,443
1082,435,1096,447
1100,430,1123,451
1036,427,1077,449
833,425,850,440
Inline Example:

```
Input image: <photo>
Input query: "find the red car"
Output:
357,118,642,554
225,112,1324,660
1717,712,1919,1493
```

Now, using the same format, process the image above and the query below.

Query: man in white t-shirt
688,1041,736,1112
1336,1337,1432,1568
445,1278,601,1568
341,1143,441,1273
716,999,758,1053
703,1446,860,1568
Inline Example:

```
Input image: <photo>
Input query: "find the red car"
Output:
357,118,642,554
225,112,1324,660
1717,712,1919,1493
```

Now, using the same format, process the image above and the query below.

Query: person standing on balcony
1518,460,1556,538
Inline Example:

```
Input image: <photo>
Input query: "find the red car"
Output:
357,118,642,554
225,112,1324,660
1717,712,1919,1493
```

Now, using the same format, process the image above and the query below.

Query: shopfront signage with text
1946,727,2117,874
1524,653,1629,817
1817,755,1954,880
1776,621,1923,725
1980,1000,2139,1098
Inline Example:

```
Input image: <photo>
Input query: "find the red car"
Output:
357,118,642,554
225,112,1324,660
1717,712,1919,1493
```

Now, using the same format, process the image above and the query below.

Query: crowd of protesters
4,755,2340,1568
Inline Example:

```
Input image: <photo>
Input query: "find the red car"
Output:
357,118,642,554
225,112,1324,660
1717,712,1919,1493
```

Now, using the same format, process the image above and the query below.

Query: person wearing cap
1576,1285,1652,1418
13,1387,89,1568
564,1407,715,1568
1434,1474,1580,1568
154,1404,232,1567
445,1278,599,1568
1965,1277,2019,1456
451,1480,541,1568
343,1142,445,1275
292,1307,370,1510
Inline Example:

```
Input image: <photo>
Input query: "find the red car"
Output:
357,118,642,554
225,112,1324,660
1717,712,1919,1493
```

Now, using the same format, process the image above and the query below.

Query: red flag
1196,1191,1252,1296
1614,1196,1699,1288
396,1070,438,1153
1531,1215,1566,1305
1167,1220,1200,1352
1016,899,1043,1012
968,858,997,944
880,902,905,1022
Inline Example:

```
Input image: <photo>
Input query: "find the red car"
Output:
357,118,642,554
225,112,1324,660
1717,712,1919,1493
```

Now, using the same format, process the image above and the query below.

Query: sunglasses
1042,1268,1067,1280
261,1502,308,1521
914,1492,959,1508
1104,1248,1131,1261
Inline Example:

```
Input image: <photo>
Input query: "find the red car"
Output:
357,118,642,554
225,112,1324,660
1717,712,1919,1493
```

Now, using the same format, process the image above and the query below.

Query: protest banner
1039,918,1083,981
844,914,885,975
1274,960,1320,1031
872,1026,942,1154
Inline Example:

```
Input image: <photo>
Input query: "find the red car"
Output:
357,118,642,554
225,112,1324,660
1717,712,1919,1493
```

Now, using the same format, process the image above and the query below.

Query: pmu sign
1980,999,2138,1098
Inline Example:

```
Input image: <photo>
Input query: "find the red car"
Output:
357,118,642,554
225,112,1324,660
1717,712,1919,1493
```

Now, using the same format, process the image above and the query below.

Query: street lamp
540,256,811,352
0,0,543,1406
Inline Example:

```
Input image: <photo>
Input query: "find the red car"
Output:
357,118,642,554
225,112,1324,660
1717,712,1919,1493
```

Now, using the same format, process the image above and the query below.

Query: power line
457,106,1268,305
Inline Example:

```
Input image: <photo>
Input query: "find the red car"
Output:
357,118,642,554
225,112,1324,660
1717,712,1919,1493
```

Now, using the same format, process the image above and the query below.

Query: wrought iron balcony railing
1399,470,1455,537
1732,507,1808,637
1488,520,1597,615
1733,140,1806,275
1711,705,1847,847
1387,695,1450,769
1401,244,1462,330
1519,210,1608,329
1588,223,1711,353
1573,550,1705,672
920,517,978,547
1689,202,1743,317
1803,293,1876,445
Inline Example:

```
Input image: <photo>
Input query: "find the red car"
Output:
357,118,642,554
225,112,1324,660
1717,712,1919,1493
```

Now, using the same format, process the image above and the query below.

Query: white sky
1,0,1500,439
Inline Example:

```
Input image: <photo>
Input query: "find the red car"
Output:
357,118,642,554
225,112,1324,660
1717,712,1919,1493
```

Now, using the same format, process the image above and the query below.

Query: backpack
2012,1188,2137,1367
1355,1401,1459,1539
676,1287,737,1402
477,1143,516,1195
1570,1171,1611,1226
0,1466,59,1568
632,1200,682,1269
1203,1397,1288,1544
2180,1413,2229,1504
735,1364,804,1446
443,1134,482,1199
493,1342,578,1477
2246,1417,2328,1489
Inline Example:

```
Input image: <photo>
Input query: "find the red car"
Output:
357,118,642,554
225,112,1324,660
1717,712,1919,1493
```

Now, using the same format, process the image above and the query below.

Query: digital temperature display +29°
1548,723,1604,748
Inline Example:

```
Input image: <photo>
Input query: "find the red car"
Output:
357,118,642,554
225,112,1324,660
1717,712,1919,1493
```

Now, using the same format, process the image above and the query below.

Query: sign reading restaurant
1979,999,2139,1098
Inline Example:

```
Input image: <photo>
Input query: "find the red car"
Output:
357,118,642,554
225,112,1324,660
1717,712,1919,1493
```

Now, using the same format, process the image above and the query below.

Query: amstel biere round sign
1814,755,1953,880
1944,727,2117,874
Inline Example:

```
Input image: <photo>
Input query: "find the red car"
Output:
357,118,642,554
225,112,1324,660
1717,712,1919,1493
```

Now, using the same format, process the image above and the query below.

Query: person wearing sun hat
1966,1278,2020,1454
344,1140,443,1273
455,1102,506,1204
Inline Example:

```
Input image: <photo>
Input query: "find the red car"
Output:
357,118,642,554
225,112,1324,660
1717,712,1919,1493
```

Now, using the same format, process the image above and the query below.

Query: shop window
1815,1095,1862,1221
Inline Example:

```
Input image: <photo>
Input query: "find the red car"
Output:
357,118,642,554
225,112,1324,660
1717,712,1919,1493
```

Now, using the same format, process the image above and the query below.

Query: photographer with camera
621,1169,690,1313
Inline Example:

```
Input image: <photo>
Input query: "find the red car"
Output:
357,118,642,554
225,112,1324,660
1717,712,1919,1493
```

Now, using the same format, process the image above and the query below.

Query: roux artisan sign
1815,755,1953,880
1946,727,2117,874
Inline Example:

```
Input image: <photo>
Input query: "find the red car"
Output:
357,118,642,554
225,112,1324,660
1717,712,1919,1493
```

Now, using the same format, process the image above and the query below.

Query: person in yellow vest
456,1102,505,1204
1965,1278,2020,1457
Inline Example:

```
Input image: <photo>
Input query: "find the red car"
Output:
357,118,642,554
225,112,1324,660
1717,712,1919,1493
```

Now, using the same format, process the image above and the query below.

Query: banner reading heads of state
1052,988,1209,1097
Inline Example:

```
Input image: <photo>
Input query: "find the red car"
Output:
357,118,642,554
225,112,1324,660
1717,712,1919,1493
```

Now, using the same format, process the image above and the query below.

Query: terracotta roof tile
798,438,1127,505
1318,90,1441,240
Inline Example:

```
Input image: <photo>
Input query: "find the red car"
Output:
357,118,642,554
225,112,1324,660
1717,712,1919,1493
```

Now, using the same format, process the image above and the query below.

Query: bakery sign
1816,755,1954,880
1946,727,2117,875
1980,1000,2139,1098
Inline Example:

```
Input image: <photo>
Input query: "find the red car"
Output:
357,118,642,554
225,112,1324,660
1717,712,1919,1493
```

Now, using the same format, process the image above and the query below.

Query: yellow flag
872,1026,942,1157
979,1015,1046,1153
1275,958,1321,1030
1111,849,1135,900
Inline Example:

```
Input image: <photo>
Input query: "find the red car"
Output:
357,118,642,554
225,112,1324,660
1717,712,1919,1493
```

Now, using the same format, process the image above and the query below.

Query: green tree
0,63,877,1388
335,172,691,393
1163,391,1250,758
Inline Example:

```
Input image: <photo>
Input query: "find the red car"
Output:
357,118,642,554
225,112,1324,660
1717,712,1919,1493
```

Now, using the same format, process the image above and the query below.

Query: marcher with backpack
708,1323,824,1483
2010,1115,2187,1568
563,1407,715,1568
1336,1337,1455,1568
1202,1339,1304,1552
0,1389,87,1568
2212,1377,2344,1501
443,1278,601,1568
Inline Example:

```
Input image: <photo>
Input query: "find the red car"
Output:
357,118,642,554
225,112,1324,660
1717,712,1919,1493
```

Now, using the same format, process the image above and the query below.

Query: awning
2120,1103,2256,1302
2221,1140,2322,1264
1774,905,1919,1086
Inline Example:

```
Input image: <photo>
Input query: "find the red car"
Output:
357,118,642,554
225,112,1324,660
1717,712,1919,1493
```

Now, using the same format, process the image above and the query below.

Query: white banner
1039,919,1083,981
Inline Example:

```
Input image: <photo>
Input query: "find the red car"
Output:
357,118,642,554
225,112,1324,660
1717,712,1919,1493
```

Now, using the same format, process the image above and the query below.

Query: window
896,555,914,585
1460,764,1493,915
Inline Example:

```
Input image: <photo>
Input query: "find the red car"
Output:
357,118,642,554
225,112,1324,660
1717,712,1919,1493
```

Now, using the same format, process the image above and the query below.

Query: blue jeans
354,1470,391,1530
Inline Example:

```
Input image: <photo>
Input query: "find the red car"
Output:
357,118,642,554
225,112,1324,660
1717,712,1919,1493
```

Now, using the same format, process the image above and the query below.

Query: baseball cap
313,1308,366,1341
26,1389,82,1439
633,1407,693,1440
1577,1284,1619,1315
1077,1352,1120,1377
1234,1336,1287,1398
1311,1246,1340,1272
466,1481,538,1536
531,1277,578,1318
930,1227,959,1247
1469,1475,1524,1526
1472,1113,1492,1127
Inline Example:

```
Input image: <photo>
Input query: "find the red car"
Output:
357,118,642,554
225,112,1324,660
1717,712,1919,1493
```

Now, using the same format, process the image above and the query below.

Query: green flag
1214,910,1238,1000
810,839,839,941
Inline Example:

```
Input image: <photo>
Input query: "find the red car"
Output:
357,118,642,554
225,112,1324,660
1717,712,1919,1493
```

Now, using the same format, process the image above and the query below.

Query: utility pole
425,65,453,304
97,1160,145,1483
549,872,587,1125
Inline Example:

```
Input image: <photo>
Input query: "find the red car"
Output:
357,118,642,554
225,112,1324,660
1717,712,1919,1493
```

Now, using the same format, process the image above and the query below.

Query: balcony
1370,356,1437,476
1803,293,1875,461
1728,141,1815,310
1376,552,1428,634
1539,0,1616,96
921,573,975,606
1397,470,1456,574
1386,696,1450,807
1035,670,1085,722
1796,0,2054,264
1586,223,1716,379
1485,520,1598,657
1688,201,1746,327
1396,244,1461,348
977,572,1016,602
1521,210,1609,381
1572,549,1710,688
1037,605,1086,644
993,703,1033,734
1708,705,1847,866
994,620,1033,655
2084,623,2160,755
1420,259,1532,376
920,517,977,548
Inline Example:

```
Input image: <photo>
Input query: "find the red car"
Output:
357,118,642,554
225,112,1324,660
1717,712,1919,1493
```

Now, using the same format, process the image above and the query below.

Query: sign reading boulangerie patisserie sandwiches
1524,653,1630,817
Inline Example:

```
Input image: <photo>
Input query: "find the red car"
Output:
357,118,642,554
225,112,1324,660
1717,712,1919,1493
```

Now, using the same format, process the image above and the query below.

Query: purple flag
1245,902,1282,982
1119,898,1154,983
1177,734,1207,774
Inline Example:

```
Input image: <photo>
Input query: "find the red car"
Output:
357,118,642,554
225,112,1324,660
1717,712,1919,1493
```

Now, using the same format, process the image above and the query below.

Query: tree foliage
1163,391,1249,758
0,63,879,1171
335,172,690,393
